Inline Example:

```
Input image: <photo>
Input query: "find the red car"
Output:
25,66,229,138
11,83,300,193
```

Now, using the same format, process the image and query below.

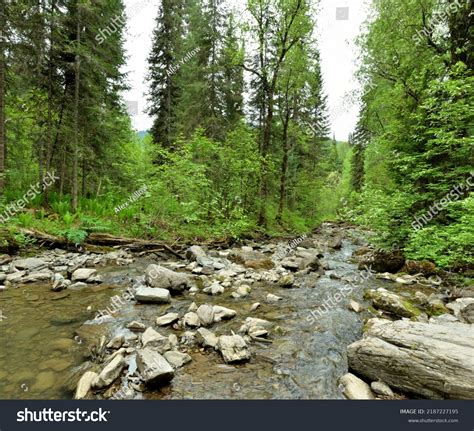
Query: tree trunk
0,1,6,194
277,115,290,223
71,4,80,213
257,92,274,226
43,0,56,205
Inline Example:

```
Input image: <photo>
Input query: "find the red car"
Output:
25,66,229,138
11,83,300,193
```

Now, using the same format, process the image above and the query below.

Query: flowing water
0,228,389,400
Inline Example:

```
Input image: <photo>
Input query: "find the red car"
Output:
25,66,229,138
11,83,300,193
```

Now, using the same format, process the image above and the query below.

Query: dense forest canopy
0,0,472,269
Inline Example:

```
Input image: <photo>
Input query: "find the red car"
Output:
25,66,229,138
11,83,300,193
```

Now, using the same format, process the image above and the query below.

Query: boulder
461,303,474,324
446,298,474,320
180,331,197,346
136,348,174,386
6,271,26,283
371,381,394,397
212,305,237,322
357,249,405,273
266,293,282,303
196,328,218,349
250,302,260,311
278,274,295,288
364,288,420,318
339,373,375,400
283,252,321,272
185,245,207,261
163,351,192,369
127,321,146,332
23,270,52,283
280,256,301,271
233,284,251,297
141,327,171,353
92,354,126,389
74,371,98,399
217,335,251,363
349,300,362,313
183,312,201,327
155,312,179,326
134,286,171,304
329,236,343,250
106,335,124,349
68,282,88,290
348,320,474,399
239,317,272,333
51,273,68,291
71,268,97,282
13,257,47,271
239,317,272,339
145,264,189,292
203,282,224,295
196,304,214,327
228,249,274,270
403,260,437,277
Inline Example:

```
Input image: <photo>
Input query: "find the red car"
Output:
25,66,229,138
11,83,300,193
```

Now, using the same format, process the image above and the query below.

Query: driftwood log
18,229,184,259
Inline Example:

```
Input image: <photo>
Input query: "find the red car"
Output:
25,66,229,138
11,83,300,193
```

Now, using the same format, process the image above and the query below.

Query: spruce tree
147,0,184,149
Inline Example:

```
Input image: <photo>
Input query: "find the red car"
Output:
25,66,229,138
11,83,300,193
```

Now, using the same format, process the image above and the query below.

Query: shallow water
0,230,391,400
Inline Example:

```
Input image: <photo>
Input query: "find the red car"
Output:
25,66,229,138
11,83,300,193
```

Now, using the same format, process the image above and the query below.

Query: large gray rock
74,371,98,399
6,271,26,283
212,305,237,322
136,348,174,386
23,270,52,283
185,245,207,261
196,304,214,326
196,328,218,349
163,351,192,369
134,286,171,303
364,288,420,318
239,317,272,336
228,249,274,270
348,320,474,399
357,249,405,273
92,354,126,389
13,257,47,270
141,327,171,353
461,303,474,324
371,380,394,397
182,312,201,327
217,335,250,363
446,298,474,321
71,268,97,282
339,373,375,400
145,264,189,292
155,312,179,326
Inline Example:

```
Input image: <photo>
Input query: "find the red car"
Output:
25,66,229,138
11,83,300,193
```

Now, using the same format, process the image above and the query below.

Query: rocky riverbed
0,222,473,400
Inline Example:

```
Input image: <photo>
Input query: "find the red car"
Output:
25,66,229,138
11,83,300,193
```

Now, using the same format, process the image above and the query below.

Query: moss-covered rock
365,288,420,318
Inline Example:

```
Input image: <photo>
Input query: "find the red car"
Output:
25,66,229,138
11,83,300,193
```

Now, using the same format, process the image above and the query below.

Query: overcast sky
121,0,369,141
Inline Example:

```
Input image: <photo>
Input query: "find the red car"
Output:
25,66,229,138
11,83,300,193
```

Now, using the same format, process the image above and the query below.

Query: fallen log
18,229,184,259
19,228,68,247
347,319,474,399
